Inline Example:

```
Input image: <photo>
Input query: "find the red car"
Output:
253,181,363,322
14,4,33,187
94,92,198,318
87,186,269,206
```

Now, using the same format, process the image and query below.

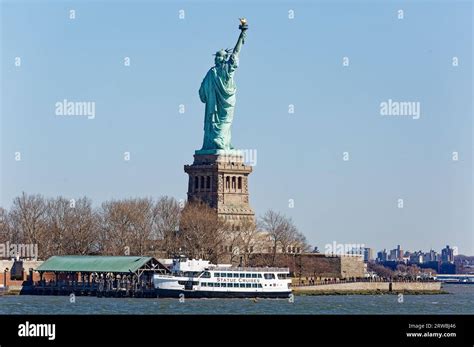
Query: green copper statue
197,19,248,155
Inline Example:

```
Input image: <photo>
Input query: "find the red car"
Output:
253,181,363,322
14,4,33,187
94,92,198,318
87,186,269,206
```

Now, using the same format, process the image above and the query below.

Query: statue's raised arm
233,18,248,57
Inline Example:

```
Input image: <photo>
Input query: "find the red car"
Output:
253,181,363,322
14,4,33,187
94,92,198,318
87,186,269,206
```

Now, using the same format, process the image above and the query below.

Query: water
0,284,472,315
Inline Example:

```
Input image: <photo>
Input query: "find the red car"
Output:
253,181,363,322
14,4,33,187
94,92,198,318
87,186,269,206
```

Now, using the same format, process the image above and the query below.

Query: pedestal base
184,152,255,226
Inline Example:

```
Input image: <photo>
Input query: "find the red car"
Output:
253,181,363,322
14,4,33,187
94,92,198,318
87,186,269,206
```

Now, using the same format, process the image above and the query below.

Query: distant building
441,245,454,263
363,248,374,262
377,249,387,262
389,245,403,261
409,251,424,264
424,249,439,262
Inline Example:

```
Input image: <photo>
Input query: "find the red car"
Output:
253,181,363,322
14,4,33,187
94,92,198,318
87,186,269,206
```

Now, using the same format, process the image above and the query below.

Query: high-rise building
363,248,374,262
441,245,454,263
389,245,403,261
409,251,424,264
425,249,439,262
377,249,387,262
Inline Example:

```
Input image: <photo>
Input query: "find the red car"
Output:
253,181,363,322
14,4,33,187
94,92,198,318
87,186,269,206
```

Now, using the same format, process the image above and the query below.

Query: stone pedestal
184,152,255,228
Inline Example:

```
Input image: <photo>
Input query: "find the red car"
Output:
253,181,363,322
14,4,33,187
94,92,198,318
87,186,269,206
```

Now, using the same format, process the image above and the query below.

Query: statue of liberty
197,19,248,154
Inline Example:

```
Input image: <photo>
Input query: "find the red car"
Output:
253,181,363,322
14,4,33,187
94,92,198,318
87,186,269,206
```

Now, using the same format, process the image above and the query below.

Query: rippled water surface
0,284,472,314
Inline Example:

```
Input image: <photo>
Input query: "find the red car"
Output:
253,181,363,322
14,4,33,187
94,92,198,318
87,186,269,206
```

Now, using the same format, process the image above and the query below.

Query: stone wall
293,281,442,293
340,255,365,278
0,260,43,272
247,253,365,279
0,260,44,287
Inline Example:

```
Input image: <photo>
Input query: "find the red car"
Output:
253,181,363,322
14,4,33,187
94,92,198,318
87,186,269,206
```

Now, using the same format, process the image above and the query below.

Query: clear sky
1,0,472,255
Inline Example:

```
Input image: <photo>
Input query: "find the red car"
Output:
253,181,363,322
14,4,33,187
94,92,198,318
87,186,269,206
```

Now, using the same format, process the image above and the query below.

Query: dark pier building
30,256,169,297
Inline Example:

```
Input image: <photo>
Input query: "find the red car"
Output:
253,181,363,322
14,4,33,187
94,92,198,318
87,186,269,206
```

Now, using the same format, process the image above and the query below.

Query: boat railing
210,267,290,273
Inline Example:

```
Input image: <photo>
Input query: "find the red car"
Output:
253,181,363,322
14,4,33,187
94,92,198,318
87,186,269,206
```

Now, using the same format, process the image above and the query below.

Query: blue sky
1,0,472,254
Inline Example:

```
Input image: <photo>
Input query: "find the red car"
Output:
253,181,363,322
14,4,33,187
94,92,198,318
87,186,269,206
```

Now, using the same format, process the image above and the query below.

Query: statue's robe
199,54,239,150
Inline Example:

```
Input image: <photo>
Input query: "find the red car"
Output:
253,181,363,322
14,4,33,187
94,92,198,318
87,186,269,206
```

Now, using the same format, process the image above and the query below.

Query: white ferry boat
153,258,292,298
435,274,474,284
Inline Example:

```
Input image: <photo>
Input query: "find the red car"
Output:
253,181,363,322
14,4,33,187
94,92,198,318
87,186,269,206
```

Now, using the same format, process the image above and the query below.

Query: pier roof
36,256,165,274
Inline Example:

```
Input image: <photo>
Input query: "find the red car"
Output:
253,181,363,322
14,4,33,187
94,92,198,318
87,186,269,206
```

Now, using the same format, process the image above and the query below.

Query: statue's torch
239,18,248,30
239,18,248,44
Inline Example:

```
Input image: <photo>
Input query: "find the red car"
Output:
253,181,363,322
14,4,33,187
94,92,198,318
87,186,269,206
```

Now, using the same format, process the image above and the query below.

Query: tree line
0,192,309,264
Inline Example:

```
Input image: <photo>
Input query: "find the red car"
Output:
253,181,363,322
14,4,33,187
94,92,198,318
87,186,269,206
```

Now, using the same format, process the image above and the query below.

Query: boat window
240,283,245,288
208,282,213,287
227,273,233,277
215,283,220,287
258,274,262,278
201,282,206,287
251,274,257,278
264,273,275,280
202,272,211,278
234,283,239,287
214,273,220,277
245,274,251,278
245,283,251,288
233,273,239,278
252,283,257,288
220,273,226,278
277,274,287,279
239,273,245,278
258,284,263,288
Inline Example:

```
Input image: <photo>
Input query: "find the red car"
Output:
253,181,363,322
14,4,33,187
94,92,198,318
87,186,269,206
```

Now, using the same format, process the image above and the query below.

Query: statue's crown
213,48,232,57
214,49,227,57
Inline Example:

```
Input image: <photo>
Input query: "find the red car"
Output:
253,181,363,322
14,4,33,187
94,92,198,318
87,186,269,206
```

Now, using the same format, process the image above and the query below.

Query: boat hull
156,288,292,299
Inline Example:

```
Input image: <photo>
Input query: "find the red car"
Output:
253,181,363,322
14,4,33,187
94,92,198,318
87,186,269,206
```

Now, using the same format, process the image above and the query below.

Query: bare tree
238,218,261,266
129,198,155,256
39,196,100,257
45,197,70,256
259,210,286,265
66,197,99,255
222,224,243,265
0,207,12,243
9,192,48,258
259,210,308,265
152,196,181,257
407,264,421,279
178,201,226,263
99,198,154,256
368,262,394,279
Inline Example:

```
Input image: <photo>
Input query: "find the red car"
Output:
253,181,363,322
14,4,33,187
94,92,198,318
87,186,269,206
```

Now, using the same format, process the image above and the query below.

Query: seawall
293,281,443,295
